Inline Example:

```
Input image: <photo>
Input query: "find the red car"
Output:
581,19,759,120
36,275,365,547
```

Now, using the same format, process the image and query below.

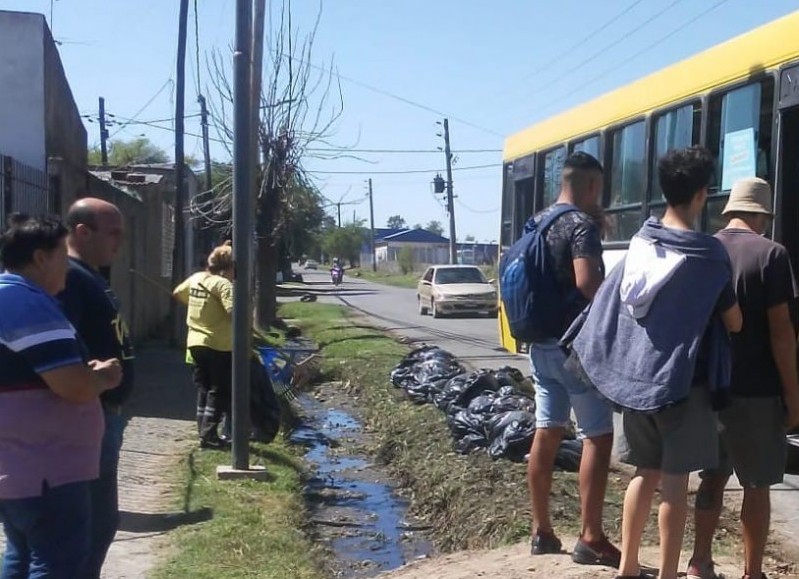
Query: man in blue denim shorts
526,152,619,567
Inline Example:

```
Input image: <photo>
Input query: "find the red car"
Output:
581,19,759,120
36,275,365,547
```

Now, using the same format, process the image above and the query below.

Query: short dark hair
0,213,68,269
563,151,603,175
657,146,715,207
65,203,98,231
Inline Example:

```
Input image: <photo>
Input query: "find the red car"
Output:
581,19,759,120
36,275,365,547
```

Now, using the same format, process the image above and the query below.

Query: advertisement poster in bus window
721,127,756,190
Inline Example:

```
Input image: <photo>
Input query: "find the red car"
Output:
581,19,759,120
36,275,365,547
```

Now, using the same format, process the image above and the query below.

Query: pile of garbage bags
390,346,582,471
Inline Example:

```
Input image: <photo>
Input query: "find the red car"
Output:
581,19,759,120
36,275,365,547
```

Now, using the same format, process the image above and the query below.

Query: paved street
299,268,799,556
301,269,529,374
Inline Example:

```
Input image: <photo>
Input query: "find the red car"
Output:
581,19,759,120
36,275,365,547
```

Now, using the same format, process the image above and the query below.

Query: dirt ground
376,543,799,579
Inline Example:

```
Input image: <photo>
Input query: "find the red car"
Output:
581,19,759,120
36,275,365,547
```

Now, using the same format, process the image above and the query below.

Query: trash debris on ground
390,346,582,470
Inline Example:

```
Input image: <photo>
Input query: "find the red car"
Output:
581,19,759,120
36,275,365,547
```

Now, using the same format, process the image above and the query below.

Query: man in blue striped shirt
0,214,121,578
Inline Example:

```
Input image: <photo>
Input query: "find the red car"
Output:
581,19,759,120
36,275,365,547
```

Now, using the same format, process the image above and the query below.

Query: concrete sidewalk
101,345,197,579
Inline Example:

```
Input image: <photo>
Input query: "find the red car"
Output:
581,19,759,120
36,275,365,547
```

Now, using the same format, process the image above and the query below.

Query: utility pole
442,118,457,264
336,203,342,228
171,0,189,295
368,178,376,272
251,0,266,196
230,0,254,473
198,95,213,193
98,97,109,167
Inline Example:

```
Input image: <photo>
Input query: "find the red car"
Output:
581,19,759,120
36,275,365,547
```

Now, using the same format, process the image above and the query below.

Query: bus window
572,135,601,159
706,79,775,232
605,120,647,241
541,146,566,207
650,103,702,208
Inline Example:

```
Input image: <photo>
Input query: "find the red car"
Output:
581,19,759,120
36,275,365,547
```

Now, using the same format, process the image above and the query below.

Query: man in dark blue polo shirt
59,198,134,579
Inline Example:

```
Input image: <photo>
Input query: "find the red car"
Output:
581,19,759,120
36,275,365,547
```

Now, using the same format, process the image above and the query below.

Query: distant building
456,242,499,266
360,228,450,271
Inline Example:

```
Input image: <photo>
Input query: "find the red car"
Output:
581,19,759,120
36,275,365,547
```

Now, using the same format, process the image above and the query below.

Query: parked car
304,259,319,270
417,265,498,318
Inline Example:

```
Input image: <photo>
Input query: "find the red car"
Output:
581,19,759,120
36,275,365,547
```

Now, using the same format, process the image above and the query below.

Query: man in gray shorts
687,177,799,579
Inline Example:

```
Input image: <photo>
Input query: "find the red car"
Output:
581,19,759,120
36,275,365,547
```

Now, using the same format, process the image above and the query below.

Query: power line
271,48,504,138
535,0,734,115
514,0,687,105
108,79,175,139
456,198,499,214
498,0,648,100
307,163,500,176
308,147,502,154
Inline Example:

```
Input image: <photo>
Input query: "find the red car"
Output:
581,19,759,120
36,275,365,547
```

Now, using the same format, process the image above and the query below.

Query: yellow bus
498,9,799,353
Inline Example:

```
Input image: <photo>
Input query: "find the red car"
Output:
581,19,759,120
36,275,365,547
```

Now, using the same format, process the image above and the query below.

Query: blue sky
1,0,797,241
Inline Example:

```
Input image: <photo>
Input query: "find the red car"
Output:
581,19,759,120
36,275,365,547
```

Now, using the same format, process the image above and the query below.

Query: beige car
417,265,498,318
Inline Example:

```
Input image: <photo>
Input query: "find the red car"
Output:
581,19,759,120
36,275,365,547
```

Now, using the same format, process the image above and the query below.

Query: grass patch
279,301,613,551
151,439,325,579
348,269,420,289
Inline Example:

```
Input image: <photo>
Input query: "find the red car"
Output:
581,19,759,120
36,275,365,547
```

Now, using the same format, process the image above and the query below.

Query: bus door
776,64,799,277
776,63,799,327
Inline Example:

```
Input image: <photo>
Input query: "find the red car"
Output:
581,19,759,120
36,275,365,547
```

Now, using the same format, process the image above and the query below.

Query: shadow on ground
119,507,214,534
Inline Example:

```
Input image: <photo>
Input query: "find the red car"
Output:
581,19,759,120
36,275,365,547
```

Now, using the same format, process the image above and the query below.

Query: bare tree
193,0,344,329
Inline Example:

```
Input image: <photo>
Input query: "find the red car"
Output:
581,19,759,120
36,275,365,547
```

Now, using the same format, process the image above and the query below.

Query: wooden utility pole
198,95,213,193
368,178,376,271
171,0,189,295
442,118,457,264
98,97,109,167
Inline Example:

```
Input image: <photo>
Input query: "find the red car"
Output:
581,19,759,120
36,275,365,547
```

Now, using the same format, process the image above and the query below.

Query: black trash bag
467,393,497,417
390,365,416,389
250,358,282,444
412,357,464,386
493,366,526,388
487,410,537,462
447,410,489,455
434,371,502,413
405,381,435,404
554,439,583,472
491,391,536,415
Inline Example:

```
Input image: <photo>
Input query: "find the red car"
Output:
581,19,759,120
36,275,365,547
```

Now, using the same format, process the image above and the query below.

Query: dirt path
377,543,798,579
101,346,196,579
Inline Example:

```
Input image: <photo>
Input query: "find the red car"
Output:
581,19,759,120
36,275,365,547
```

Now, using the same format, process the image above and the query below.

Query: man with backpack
503,152,619,566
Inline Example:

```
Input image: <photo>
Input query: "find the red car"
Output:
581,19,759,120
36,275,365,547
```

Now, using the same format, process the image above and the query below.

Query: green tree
425,220,444,236
322,222,366,266
398,246,414,274
412,223,423,230
88,137,169,166
387,215,407,229
281,180,327,260
464,234,476,242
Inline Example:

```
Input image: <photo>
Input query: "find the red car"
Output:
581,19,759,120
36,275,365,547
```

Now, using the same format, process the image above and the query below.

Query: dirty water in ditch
291,383,434,578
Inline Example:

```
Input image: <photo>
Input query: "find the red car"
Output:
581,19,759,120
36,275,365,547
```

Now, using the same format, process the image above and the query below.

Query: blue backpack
499,204,578,343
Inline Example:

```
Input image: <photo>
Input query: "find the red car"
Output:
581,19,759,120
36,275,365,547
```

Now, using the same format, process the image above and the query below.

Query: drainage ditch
291,384,433,578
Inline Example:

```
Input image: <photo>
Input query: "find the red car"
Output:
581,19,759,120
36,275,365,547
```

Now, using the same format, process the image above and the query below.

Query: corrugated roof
381,229,449,244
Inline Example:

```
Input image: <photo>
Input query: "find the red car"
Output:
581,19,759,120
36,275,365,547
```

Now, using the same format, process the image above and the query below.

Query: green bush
398,247,414,274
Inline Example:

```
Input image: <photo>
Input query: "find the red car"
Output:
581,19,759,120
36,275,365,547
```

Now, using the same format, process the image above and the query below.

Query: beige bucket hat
722,177,773,216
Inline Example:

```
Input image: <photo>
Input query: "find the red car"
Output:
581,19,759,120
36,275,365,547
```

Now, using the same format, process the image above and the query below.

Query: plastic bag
554,439,583,472
487,410,536,462
434,371,501,414
448,410,489,454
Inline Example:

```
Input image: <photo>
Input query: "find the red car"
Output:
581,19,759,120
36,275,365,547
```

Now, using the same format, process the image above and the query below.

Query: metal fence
0,155,53,229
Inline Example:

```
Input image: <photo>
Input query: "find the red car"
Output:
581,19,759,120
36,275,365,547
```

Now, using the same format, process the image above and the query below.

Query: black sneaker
531,530,562,555
572,535,621,568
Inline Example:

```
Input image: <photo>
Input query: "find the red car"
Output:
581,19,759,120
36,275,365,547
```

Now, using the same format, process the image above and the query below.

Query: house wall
85,177,175,342
43,21,87,211
0,12,46,169
375,241,449,272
